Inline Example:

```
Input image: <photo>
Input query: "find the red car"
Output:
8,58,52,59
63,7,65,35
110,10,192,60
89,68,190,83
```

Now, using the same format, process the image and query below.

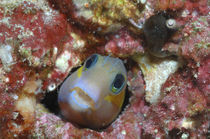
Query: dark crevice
40,89,60,115
40,66,81,115
167,128,186,139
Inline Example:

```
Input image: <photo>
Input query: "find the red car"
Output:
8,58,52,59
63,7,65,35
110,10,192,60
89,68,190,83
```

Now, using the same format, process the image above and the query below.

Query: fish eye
166,19,176,30
110,73,126,95
84,54,98,70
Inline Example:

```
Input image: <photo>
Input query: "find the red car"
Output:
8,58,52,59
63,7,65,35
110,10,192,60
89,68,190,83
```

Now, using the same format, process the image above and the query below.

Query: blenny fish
143,14,177,57
58,54,127,129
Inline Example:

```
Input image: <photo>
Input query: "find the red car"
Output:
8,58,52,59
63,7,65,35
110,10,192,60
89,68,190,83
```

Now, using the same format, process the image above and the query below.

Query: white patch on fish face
69,90,89,111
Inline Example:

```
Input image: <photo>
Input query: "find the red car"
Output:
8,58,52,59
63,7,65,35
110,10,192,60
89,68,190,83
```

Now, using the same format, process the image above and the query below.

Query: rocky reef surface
0,0,209,138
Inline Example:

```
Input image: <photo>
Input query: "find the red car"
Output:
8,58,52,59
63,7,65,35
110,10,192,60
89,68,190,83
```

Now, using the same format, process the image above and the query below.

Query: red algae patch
48,0,147,33
0,0,82,136
197,57,210,96
181,16,210,63
154,0,208,15
105,29,144,57
162,68,207,117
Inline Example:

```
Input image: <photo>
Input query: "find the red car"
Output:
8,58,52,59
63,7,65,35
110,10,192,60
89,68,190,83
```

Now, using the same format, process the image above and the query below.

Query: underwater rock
105,29,144,57
133,54,180,104
180,16,210,63
162,68,207,117
0,0,82,136
48,0,147,33
127,66,145,98
153,0,208,15
197,57,210,97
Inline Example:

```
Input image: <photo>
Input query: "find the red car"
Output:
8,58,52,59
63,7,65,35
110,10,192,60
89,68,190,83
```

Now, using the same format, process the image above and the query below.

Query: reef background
0,0,209,138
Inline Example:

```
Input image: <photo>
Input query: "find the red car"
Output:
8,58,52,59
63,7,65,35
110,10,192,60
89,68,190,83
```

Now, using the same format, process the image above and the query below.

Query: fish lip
70,87,96,110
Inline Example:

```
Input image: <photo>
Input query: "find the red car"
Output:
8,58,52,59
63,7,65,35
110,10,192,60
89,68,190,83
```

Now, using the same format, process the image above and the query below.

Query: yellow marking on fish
77,66,84,78
104,90,125,108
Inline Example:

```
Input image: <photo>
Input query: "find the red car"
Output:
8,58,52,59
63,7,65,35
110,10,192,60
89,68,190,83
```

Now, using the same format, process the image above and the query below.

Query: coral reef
0,0,82,136
48,0,147,33
153,0,208,15
0,0,209,138
105,29,144,57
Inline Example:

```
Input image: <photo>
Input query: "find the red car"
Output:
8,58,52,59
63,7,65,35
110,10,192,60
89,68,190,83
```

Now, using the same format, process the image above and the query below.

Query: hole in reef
40,59,132,130
121,87,131,113
40,88,60,115
40,80,131,130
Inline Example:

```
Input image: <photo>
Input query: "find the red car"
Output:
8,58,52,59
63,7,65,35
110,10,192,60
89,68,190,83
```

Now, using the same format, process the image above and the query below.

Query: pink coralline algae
154,0,208,15
0,92,15,136
0,1,75,92
0,1,83,136
160,68,208,138
0,0,209,138
197,57,210,96
181,16,210,63
127,66,145,98
48,0,147,34
105,29,144,57
162,69,207,117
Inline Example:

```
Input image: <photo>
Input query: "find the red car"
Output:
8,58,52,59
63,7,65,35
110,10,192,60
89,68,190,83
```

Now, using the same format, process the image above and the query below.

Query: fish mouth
70,87,95,110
